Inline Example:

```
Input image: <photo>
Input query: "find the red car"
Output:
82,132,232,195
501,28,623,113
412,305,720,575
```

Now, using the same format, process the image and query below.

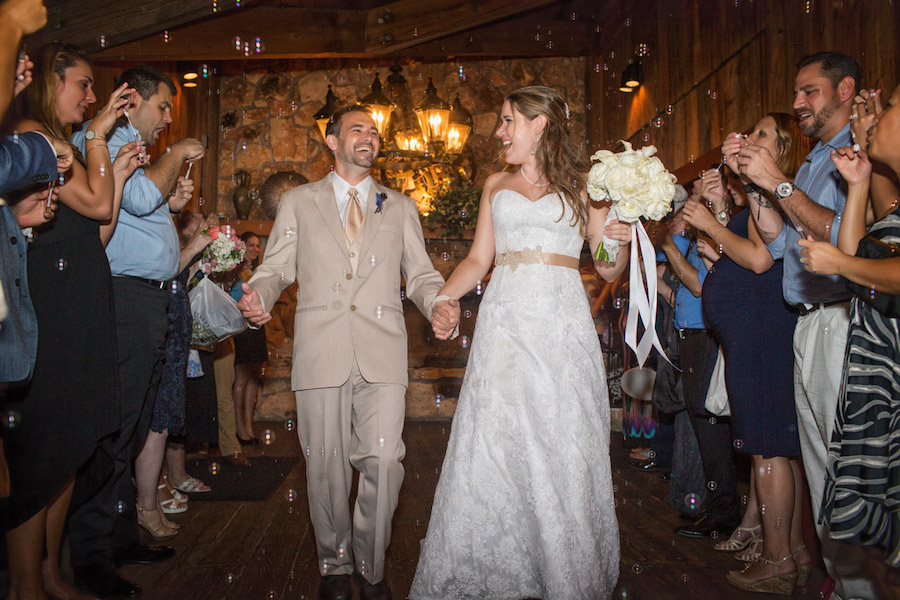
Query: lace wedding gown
409,189,620,600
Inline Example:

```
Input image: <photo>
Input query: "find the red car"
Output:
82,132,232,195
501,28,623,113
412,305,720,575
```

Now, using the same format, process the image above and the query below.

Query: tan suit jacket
249,172,445,391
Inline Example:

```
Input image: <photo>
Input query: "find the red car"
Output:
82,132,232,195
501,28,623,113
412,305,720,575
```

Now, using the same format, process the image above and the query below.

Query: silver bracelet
433,294,452,305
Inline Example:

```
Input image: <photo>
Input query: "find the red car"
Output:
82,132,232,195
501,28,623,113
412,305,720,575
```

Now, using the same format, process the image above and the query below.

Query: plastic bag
189,277,247,345
704,347,730,417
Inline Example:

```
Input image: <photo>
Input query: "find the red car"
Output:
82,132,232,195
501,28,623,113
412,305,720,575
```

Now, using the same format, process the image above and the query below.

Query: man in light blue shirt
735,52,875,600
68,64,205,598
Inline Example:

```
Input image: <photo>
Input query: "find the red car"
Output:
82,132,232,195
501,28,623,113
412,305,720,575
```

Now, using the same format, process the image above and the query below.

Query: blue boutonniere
375,192,386,214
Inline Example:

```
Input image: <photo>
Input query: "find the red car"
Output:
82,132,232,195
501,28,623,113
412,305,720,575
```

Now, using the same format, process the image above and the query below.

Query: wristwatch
84,130,104,141
717,208,729,221
774,181,795,200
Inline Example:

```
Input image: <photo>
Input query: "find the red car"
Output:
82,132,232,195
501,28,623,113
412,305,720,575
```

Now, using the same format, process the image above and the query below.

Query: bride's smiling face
495,100,537,165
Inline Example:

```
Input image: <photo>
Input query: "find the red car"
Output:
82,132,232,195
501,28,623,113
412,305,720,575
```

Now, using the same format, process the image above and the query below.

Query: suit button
15,278,21,287
10,236,16,245
349,251,356,257
345,273,352,280
350,305,357,311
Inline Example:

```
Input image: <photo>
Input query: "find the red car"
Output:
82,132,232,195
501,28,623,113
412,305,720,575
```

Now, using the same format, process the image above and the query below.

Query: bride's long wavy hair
505,86,590,236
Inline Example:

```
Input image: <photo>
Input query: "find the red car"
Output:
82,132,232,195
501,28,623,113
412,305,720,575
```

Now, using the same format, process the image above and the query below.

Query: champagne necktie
344,187,364,245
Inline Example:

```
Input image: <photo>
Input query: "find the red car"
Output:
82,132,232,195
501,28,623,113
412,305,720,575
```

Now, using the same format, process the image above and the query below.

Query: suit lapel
357,184,385,261
312,173,351,260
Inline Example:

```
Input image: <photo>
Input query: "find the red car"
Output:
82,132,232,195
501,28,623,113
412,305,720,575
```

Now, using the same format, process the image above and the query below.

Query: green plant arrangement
422,185,481,239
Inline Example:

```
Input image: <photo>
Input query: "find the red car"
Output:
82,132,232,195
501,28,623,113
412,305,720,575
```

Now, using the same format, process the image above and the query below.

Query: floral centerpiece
587,141,677,368
588,141,676,262
202,225,246,273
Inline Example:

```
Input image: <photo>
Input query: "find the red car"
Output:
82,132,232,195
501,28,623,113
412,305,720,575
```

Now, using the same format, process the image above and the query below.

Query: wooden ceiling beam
88,6,596,61
364,0,555,54
90,7,366,62
42,0,249,55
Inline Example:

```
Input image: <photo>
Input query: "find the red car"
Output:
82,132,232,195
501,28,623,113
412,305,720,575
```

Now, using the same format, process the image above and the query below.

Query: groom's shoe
317,575,352,600
354,572,393,600
675,513,739,538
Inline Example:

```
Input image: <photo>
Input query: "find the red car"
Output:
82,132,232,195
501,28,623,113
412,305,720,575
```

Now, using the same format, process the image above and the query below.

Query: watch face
776,182,794,198
85,130,95,140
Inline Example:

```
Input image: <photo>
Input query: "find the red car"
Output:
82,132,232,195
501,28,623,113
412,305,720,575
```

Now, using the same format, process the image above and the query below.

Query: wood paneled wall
585,0,900,181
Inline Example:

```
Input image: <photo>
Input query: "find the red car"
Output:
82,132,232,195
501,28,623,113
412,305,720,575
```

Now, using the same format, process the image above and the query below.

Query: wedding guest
132,205,215,541
67,63,203,597
800,82,900,576
231,231,268,445
660,191,741,540
685,113,813,593
734,51,877,599
3,42,141,600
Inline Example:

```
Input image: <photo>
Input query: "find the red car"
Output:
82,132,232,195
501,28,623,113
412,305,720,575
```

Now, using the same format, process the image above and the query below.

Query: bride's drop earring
531,138,538,155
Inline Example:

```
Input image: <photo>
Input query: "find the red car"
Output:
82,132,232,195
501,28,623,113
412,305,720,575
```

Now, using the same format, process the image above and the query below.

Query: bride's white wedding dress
409,189,620,600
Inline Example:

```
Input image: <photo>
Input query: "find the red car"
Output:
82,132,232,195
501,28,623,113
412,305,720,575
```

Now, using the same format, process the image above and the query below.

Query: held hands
431,298,460,340
236,282,272,326
681,198,717,234
797,235,845,275
604,218,632,244
830,145,871,187
11,186,58,228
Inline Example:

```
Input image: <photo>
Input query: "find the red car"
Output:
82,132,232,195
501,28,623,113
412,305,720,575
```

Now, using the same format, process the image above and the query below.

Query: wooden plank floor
113,420,830,600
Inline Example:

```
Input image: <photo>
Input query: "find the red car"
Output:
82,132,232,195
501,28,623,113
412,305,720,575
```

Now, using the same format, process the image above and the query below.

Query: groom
238,104,458,600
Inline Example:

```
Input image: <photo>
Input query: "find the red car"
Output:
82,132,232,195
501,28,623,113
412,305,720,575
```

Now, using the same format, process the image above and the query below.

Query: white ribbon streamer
624,221,671,368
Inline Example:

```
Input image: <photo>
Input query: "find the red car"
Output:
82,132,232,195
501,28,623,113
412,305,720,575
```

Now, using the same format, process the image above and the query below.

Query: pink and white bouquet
588,141,677,262
202,225,246,272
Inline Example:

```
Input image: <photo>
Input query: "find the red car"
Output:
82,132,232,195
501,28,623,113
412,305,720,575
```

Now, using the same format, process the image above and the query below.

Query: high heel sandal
726,553,798,595
715,524,762,552
136,504,177,539
734,536,763,562
792,545,813,587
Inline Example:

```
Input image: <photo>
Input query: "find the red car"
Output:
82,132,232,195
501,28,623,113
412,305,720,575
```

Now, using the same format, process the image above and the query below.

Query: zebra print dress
820,209,900,568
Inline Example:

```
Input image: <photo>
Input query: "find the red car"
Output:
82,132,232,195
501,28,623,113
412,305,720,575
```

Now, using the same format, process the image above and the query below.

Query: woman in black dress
683,113,812,593
3,44,142,599
801,82,900,573
231,231,267,444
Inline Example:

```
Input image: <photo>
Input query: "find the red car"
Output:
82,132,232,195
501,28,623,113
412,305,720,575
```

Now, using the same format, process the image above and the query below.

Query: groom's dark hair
324,104,371,139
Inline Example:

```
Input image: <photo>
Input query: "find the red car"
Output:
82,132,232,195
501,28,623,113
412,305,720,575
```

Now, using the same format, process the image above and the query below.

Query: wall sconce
360,73,396,138
314,85,340,141
619,58,642,93
414,78,451,147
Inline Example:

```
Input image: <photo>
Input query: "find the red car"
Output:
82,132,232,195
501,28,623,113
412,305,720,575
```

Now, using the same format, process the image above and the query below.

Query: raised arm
682,198,774,274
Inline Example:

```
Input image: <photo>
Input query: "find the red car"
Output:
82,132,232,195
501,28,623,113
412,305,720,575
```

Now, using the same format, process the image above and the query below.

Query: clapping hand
797,235,845,275
236,282,272,326
431,298,459,340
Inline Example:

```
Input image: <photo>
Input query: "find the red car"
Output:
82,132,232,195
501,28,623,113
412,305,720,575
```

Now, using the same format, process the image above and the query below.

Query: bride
411,86,628,600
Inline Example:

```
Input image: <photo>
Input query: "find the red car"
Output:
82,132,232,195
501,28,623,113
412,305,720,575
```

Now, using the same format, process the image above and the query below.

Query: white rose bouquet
587,141,677,262
587,141,677,368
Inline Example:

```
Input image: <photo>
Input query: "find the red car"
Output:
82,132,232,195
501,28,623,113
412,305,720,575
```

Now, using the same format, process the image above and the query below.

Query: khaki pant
794,304,876,600
295,356,406,585
214,339,242,457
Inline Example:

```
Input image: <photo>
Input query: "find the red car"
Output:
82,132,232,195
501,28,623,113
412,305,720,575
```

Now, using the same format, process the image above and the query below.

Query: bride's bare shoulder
483,171,517,203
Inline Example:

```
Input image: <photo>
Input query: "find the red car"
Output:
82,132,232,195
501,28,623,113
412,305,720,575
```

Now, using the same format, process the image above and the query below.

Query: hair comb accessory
564,102,570,120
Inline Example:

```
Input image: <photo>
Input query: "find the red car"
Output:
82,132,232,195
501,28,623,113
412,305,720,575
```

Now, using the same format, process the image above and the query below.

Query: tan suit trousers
295,354,406,585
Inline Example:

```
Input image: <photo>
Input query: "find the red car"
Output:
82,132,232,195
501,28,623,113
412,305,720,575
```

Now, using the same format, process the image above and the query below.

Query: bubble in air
707,480,717,491
100,35,107,48
57,258,68,271
3,410,20,430
464,309,472,318
116,500,125,513
210,461,220,475
733,439,743,450
461,335,469,349
632,564,643,575
264,430,274,445
333,283,342,293
285,419,295,432
441,252,450,261
666,105,674,115
286,488,296,502
375,306,383,319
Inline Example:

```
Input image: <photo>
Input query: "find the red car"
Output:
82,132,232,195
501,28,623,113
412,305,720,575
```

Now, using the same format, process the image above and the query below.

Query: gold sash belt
494,246,580,272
